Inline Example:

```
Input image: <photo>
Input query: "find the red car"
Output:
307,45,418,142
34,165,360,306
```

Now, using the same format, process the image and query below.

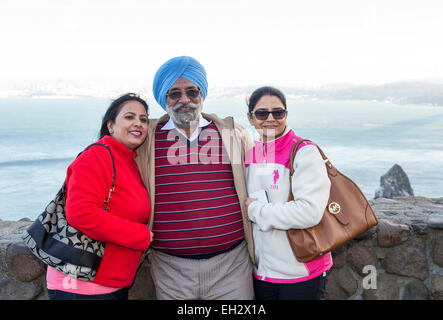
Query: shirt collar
161,115,211,142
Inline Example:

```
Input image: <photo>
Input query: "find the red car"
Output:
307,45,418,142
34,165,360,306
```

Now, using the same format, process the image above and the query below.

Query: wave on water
0,157,74,168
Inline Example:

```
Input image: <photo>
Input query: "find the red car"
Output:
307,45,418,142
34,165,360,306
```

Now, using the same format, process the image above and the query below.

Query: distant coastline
1,80,443,107
210,81,443,107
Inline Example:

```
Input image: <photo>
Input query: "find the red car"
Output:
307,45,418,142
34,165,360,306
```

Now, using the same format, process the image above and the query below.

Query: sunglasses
250,108,287,120
166,87,200,101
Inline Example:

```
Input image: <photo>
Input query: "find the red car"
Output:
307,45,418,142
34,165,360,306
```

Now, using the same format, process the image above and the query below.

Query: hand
245,197,258,213
149,231,154,244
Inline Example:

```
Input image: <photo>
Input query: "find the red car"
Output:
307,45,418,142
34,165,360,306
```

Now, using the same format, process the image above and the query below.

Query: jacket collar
258,126,292,144
101,135,138,159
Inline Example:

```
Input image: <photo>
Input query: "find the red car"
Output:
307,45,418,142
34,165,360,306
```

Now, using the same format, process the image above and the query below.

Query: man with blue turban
135,56,254,300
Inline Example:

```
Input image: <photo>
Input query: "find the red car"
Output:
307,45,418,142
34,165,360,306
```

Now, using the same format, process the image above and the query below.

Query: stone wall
0,218,156,300
324,196,443,300
1,196,442,300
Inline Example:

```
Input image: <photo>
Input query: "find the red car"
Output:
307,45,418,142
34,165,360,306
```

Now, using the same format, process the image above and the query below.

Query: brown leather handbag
286,140,378,262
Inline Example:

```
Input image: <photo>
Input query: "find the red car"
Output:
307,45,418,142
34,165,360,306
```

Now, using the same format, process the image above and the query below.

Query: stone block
402,280,429,300
347,244,377,276
323,268,358,300
6,242,46,282
383,242,428,280
377,219,410,247
431,275,443,300
331,246,346,269
429,215,443,229
0,278,41,300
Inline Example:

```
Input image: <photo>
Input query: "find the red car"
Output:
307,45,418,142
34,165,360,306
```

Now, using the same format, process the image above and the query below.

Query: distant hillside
299,82,443,106
211,81,443,106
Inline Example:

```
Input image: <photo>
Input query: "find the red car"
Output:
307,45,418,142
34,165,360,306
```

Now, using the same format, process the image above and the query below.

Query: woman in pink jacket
245,86,333,300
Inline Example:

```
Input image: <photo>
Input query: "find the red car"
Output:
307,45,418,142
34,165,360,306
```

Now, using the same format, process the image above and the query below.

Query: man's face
166,77,203,128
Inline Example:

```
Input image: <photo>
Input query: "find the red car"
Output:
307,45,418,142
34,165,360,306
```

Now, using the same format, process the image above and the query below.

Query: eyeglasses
250,108,287,120
166,87,200,101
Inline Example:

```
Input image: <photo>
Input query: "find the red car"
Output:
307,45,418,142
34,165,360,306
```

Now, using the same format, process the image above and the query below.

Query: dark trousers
47,287,129,300
253,273,326,300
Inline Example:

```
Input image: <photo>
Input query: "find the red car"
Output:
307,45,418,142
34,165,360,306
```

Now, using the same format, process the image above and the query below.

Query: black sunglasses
250,108,287,120
166,87,200,101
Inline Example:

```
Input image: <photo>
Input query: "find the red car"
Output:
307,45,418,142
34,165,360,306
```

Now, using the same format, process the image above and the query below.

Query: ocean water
1,97,443,221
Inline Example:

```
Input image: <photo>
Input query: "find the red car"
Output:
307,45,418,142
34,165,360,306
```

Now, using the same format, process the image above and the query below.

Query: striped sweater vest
151,122,244,257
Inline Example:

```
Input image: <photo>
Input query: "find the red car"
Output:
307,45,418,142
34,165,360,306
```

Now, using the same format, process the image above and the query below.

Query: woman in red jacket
46,93,153,300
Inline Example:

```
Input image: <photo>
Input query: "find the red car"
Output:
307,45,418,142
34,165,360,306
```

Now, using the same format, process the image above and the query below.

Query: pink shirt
46,266,120,295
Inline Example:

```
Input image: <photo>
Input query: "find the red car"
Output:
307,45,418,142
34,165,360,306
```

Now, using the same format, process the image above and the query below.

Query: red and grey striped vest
151,121,244,257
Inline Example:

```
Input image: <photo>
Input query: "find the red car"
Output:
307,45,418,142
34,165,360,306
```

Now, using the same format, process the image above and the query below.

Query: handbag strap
82,143,116,188
60,142,116,211
289,139,307,176
83,143,116,211
288,139,335,201
289,139,333,176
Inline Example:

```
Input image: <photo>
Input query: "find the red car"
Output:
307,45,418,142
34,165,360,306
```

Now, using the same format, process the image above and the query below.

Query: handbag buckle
328,202,341,215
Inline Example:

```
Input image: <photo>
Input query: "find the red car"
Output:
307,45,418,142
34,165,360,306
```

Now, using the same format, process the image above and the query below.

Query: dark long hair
246,86,287,113
99,93,149,139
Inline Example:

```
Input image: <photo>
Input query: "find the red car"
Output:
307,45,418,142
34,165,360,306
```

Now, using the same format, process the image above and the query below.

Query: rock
377,219,410,247
433,236,443,267
6,242,46,282
0,278,41,300
374,164,414,199
347,244,377,276
331,246,346,269
323,268,358,300
411,223,428,235
362,273,399,300
429,215,443,229
0,220,33,240
354,226,377,240
0,221,13,231
383,241,428,280
370,196,443,228
431,275,443,300
402,280,429,300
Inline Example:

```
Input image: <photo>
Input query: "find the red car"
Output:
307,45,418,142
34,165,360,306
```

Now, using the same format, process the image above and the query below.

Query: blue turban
152,56,208,110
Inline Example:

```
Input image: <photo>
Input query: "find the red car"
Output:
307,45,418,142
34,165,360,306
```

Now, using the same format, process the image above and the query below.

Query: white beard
166,102,203,129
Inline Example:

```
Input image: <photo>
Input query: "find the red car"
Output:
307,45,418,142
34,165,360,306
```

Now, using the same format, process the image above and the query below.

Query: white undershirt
161,115,211,142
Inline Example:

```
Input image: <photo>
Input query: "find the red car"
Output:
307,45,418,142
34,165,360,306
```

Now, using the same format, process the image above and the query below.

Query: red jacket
65,135,151,287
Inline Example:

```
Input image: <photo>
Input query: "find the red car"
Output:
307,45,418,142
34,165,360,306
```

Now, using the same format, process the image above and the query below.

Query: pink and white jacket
245,127,333,283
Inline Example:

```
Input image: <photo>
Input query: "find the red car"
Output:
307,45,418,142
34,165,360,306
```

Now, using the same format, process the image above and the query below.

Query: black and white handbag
22,143,115,281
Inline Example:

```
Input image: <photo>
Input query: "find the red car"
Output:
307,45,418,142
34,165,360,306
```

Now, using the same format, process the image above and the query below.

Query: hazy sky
1,0,443,88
